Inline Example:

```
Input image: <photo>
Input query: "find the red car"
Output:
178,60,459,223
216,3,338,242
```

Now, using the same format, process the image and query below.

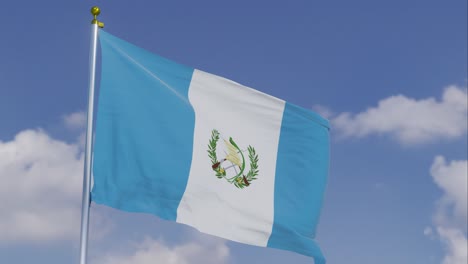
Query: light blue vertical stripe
91,31,195,221
267,102,330,264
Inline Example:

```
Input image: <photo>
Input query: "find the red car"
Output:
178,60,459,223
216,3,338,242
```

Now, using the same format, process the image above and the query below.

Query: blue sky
0,1,466,264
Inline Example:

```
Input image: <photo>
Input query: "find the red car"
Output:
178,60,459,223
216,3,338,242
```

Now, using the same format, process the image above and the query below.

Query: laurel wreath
207,129,259,189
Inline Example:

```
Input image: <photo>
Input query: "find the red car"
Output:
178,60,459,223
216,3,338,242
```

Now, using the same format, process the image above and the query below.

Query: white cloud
63,111,87,130
424,227,434,238
0,129,84,242
94,235,230,264
429,156,468,264
63,111,87,148
0,113,109,243
431,156,468,229
333,85,467,144
312,104,334,119
437,227,468,264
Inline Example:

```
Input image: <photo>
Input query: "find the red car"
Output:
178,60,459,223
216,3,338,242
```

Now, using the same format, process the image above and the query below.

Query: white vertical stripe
176,69,285,246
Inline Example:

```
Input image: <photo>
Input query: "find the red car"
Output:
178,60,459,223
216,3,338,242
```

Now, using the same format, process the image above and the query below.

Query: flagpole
79,6,103,264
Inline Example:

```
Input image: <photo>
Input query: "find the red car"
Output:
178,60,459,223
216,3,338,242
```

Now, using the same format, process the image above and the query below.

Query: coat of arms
207,129,259,189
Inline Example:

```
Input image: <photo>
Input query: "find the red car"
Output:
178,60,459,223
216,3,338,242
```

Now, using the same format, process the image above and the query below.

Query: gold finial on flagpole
90,6,104,28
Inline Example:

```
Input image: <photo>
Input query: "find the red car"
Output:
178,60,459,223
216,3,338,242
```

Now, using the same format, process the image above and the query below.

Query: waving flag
92,30,330,264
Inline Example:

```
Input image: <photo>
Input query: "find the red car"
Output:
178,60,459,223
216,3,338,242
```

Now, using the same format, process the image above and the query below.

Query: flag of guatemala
92,30,330,264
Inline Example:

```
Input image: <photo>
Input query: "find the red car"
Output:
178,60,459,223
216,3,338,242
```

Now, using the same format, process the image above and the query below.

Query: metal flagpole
79,6,104,264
